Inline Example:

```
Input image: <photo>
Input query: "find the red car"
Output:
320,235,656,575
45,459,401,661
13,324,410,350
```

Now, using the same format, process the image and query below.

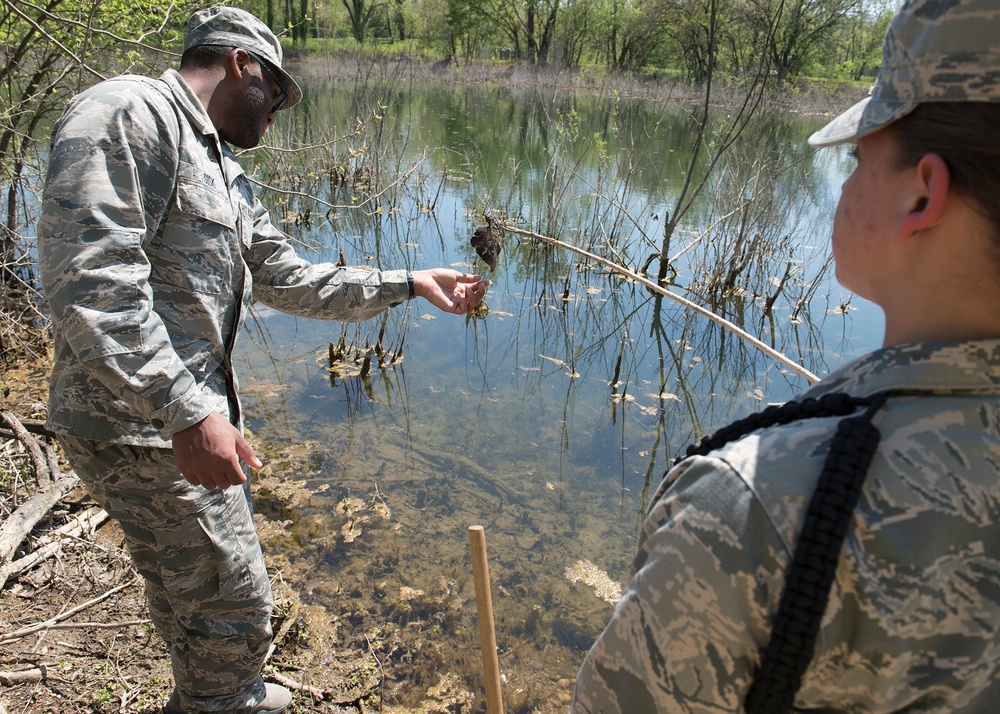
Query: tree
749,0,859,84
340,0,390,42
838,0,891,80
597,0,665,72
283,0,309,44
0,0,198,363
664,0,720,83
389,0,408,40
233,0,308,44
476,0,561,64
555,0,596,67
525,0,561,64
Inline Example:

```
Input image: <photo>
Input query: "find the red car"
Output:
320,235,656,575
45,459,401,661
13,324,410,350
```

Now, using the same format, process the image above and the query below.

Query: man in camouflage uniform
572,1,1000,711
36,7,489,713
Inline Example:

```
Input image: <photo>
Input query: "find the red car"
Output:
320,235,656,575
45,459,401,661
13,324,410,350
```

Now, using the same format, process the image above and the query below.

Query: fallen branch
0,506,108,590
270,670,365,707
264,599,299,663
0,577,139,645
34,506,108,546
270,671,327,699
500,223,820,384
0,412,98,590
0,666,48,685
0,412,50,489
6,619,150,633
263,600,370,707
0,417,51,439
0,475,81,590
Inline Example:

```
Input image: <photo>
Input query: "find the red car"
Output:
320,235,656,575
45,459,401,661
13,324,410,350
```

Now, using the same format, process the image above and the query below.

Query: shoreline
284,51,869,119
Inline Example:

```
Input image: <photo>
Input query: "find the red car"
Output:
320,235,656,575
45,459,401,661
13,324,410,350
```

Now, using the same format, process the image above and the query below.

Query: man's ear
900,153,950,236
227,47,251,80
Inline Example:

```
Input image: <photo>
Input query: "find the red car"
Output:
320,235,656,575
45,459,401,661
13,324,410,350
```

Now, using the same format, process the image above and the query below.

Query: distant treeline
242,0,892,84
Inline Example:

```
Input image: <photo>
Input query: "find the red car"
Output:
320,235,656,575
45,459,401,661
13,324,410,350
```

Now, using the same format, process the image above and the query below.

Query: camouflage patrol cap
183,6,302,110
809,0,1000,147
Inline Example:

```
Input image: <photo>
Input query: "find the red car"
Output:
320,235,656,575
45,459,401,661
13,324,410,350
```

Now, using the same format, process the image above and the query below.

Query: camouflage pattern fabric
58,436,272,712
572,340,1000,713
37,68,411,448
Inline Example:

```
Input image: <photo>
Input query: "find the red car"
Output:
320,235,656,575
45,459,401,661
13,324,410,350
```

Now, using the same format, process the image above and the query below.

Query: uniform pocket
150,162,236,296
155,487,259,603
175,165,234,227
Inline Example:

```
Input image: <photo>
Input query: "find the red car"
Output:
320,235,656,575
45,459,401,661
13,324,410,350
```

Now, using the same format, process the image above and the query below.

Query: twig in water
498,223,819,384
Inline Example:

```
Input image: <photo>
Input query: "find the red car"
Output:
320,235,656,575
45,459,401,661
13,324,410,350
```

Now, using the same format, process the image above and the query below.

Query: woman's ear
900,153,950,236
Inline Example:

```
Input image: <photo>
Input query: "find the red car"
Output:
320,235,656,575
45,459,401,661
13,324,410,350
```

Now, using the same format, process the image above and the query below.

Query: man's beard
220,84,269,149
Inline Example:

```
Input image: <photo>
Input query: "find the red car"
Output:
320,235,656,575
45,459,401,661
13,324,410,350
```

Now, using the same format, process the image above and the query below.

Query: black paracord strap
675,391,890,714
677,391,873,465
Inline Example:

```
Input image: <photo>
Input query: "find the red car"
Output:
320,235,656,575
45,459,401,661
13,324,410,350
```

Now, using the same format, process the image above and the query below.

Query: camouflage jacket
37,69,411,447
572,340,1000,713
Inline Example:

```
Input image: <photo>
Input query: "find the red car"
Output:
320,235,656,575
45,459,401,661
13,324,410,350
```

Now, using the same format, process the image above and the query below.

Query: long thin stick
468,525,504,714
0,577,139,644
499,223,820,384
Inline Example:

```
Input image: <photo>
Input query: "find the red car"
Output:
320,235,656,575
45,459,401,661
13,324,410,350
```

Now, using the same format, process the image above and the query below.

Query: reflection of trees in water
454,99,834,504
249,80,840,499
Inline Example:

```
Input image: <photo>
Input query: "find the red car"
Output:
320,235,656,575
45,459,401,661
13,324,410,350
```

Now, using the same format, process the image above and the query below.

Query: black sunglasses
243,49,289,113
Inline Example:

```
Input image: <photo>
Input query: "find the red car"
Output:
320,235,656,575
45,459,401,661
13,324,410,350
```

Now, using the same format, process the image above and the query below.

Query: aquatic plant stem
468,525,504,714
500,223,820,385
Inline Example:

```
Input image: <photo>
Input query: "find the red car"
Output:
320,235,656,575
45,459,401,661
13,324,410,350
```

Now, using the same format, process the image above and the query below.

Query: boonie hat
809,0,1000,147
183,6,302,110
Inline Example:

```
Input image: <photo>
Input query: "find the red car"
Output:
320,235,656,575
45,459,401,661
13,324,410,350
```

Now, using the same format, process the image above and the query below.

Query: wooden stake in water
468,525,504,714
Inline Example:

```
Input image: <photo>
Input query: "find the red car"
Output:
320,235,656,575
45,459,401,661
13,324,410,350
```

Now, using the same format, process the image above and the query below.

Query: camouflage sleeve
37,82,216,436
571,455,786,713
244,195,411,321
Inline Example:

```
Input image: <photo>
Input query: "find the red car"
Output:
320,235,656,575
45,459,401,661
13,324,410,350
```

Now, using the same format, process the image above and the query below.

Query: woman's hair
888,102,1000,237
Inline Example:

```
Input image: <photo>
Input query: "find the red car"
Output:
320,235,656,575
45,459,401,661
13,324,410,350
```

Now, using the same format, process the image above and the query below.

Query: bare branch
0,0,107,82
0,577,140,644
499,222,820,384
12,0,181,55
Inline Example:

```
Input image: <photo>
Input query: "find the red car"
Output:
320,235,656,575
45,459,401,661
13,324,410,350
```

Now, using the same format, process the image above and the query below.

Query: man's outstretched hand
412,268,491,315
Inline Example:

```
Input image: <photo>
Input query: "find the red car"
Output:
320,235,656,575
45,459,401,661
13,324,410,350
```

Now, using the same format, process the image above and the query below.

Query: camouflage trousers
58,436,273,712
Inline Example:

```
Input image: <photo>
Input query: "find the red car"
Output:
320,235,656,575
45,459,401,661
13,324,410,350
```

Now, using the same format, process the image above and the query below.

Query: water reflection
237,80,881,711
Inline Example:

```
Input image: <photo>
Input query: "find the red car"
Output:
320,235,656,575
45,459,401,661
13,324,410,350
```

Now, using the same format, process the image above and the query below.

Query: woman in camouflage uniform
572,1,1000,712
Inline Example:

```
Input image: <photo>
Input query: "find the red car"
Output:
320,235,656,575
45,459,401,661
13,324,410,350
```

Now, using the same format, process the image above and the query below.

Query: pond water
236,78,883,711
